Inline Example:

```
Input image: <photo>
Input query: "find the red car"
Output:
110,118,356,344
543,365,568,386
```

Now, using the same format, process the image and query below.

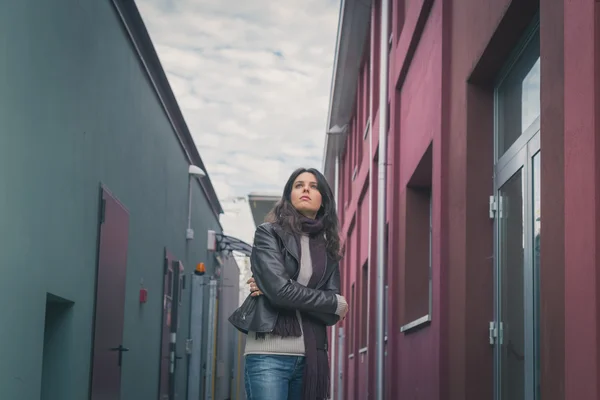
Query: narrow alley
1,0,597,400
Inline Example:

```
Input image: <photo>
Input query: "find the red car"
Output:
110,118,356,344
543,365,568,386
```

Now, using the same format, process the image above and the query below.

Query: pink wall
394,1,443,398
337,0,445,397
564,0,600,398
332,0,587,398
336,0,495,398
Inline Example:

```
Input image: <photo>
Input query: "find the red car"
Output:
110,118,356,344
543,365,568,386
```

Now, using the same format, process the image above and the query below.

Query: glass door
492,20,540,400
493,131,540,400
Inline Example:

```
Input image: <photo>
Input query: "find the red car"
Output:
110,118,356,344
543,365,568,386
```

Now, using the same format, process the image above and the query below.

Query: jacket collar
271,223,300,262
271,223,337,288
271,223,335,268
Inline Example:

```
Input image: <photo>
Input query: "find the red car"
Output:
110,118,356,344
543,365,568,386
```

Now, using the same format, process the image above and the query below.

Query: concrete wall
0,1,222,399
334,0,580,399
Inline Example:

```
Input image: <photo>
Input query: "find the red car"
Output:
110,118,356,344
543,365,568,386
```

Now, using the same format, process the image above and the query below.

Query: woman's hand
247,277,263,297
336,295,349,319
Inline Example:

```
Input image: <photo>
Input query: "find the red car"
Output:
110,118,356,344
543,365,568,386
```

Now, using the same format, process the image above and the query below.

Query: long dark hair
266,167,341,260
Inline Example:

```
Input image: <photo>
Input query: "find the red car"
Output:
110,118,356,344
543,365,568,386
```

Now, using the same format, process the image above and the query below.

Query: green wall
0,0,221,399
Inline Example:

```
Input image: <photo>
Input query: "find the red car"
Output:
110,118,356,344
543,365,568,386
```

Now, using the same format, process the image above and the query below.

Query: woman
229,167,348,400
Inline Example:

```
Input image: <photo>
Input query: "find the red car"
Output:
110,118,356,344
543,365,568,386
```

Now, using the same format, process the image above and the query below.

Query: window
388,0,394,49
384,223,389,341
371,1,381,117
338,159,345,218
386,101,391,136
401,144,433,332
351,119,359,180
363,59,371,140
350,119,356,175
396,0,405,40
495,30,540,158
492,22,541,400
343,148,351,206
349,283,355,355
360,262,369,348
363,62,369,130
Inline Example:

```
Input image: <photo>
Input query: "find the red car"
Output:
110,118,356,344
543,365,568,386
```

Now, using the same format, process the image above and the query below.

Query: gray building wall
0,1,222,399
215,254,241,400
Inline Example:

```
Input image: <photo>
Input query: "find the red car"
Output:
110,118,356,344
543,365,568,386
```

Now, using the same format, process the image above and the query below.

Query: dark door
158,253,185,400
90,187,130,400
158,251,175,400
169,261,185,399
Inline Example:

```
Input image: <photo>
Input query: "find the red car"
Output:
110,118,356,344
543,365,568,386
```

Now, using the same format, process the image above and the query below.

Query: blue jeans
244,355,305,400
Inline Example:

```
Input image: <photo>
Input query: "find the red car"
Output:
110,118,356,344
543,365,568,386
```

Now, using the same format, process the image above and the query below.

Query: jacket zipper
270,312,279,333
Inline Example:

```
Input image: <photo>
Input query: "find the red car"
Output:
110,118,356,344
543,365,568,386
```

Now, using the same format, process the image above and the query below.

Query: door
158,251,185,400
187,274,206,400
492,129,540,400
90,187,130,400
158,251,174,400
169,260,185,399
492,23,540,399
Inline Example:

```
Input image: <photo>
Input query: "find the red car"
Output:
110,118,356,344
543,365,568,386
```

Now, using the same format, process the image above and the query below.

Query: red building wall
331,0,588,398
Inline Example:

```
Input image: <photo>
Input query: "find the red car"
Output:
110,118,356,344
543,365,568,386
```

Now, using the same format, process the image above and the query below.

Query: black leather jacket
229,222,341,350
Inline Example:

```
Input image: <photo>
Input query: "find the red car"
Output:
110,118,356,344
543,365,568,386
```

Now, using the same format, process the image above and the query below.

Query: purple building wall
326,0,596,399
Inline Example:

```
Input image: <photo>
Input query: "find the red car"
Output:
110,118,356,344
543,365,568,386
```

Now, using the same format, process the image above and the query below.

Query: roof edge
248,192,281,202
322,0,372,184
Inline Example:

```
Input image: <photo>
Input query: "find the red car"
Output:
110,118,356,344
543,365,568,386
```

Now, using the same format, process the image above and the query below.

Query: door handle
109,344,130,367
109,345,130,352
174,354,184,369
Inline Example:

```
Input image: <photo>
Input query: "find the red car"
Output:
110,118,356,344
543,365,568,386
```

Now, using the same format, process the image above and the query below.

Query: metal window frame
492,17,541,400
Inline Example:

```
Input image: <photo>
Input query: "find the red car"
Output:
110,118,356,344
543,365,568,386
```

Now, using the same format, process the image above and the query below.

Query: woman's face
290,172,322,219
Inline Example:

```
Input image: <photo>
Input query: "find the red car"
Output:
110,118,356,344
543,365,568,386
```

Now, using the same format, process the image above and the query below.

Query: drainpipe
375,0,389,398
330,154,340,398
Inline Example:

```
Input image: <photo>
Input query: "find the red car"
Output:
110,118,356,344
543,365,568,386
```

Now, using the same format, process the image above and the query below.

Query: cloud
137,0,340,212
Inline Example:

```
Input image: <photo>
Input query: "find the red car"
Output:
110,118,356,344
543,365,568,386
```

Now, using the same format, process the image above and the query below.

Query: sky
137,0,340,205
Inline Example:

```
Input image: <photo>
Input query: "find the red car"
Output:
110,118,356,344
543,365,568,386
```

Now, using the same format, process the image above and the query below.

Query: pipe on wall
330,154,340,398
367,3,375,399
375,0,389,398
